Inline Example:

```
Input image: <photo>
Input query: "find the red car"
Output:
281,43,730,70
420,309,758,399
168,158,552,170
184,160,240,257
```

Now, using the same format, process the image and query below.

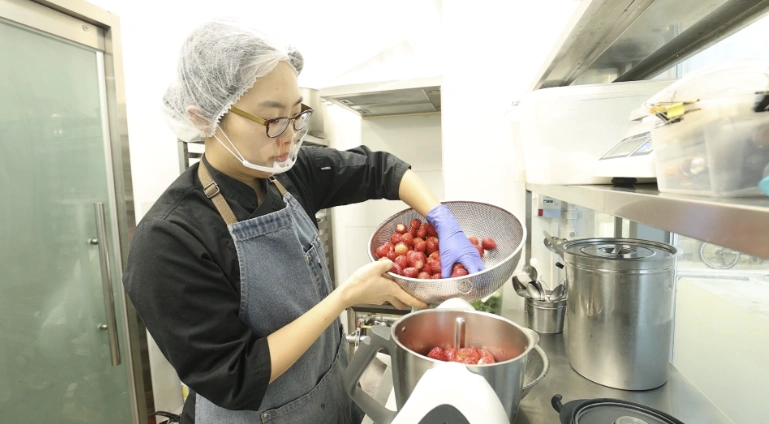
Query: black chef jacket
122,146,410,423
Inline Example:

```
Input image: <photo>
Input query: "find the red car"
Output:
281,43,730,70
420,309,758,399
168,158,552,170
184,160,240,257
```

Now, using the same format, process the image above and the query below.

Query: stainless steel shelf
526,183,769,259
531,0,769,88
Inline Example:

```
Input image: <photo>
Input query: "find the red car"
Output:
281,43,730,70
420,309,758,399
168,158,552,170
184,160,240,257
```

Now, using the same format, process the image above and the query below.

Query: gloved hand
426,204,486,278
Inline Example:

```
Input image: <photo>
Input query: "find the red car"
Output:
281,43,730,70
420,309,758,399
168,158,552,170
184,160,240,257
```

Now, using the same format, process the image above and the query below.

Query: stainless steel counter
506,307,733,423
364,308,733,423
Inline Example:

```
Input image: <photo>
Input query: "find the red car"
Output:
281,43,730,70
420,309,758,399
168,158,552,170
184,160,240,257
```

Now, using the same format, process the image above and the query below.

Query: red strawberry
409,227,418,238
451,267,469,278
391,233,402,244
394,242,409,256
390,263,404,275
426,240,438,255
395,223,408,234
410,219,422,229
431,274,441,279
429,251,441,261
468,236,479,246
418,272,431,280
395,255,409,269
424,223,438,238
427,347,447,361
481,238,497,250
444,348,458,362
401,233,414,248
402,267,419,278
415,240,427,253
431,261,442,275
387,250,398,261
408,255,424,270
416,227,427,239
375,244,390,258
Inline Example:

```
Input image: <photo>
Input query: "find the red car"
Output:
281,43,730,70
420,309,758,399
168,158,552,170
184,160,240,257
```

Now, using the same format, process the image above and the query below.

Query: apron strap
198,161,290,225
270,177,288,197
198,161,238,225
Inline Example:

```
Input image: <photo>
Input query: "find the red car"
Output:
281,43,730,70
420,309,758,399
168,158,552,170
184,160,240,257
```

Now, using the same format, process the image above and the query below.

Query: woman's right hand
338,260,429,310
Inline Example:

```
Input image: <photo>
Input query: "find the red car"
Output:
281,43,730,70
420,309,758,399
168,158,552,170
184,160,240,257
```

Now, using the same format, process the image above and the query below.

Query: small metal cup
525,298,566,334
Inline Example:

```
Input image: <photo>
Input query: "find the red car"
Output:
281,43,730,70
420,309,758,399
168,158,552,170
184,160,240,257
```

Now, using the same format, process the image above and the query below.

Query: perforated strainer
368,201,526,305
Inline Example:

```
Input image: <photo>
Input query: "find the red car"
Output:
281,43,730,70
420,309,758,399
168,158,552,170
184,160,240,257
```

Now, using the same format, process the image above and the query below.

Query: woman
122,19,484,424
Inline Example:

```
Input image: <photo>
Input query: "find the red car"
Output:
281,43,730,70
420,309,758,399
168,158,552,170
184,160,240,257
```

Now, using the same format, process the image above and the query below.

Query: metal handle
343,325,398,424
93,202,121,366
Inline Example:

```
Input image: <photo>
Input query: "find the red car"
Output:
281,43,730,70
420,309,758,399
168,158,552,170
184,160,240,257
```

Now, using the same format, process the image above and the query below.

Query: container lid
574,400,683,424
561,238,676,271
645,61,769,122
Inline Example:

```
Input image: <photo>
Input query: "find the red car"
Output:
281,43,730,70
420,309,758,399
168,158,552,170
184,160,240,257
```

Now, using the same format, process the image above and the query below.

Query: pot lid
574,400,682,424
561,238,677,271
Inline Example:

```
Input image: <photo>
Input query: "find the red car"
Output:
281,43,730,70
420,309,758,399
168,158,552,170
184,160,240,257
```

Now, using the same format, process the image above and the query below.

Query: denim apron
195,162,364,423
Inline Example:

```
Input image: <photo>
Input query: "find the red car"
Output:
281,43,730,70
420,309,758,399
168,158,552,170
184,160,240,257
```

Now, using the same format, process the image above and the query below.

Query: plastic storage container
646,61,769,197
516,80,674,185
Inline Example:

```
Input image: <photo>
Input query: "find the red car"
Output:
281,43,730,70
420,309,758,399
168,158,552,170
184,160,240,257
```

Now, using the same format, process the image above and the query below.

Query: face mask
213,125,307,175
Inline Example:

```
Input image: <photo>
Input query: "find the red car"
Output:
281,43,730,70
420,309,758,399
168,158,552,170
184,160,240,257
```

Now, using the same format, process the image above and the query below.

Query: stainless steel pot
545,235,678,390
343,308,549,424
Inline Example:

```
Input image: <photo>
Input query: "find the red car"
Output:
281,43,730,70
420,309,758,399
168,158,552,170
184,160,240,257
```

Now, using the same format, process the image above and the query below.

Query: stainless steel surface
98,324,109,331
93,202,121,367
614,216,624,238
527,183,769,260
507,311,733,424
392,310,538,422
525,298,566,334
2,0,104,50
615,0,769,82
368,201,526,304
522,265,538,282
526,281,544,301
531,0,769,88
11,0,147,420
369,308,732,423
550,284,566,302
532,0,656,88
513,273,529,297
551,236,677,390
453,317,466,349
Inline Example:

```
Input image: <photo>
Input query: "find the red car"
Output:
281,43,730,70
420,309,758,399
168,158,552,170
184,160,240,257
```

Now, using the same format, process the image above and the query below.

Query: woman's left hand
426,204,486,278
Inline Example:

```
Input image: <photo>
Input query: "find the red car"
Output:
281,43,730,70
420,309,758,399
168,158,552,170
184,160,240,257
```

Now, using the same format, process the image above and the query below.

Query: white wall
441,0,581,311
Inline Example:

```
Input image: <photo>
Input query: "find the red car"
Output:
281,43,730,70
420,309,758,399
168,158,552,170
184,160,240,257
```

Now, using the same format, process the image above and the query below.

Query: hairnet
162,19,304,142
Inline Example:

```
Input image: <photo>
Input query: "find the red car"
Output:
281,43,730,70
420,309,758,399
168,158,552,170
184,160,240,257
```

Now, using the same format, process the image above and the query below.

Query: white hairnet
162,19,304,142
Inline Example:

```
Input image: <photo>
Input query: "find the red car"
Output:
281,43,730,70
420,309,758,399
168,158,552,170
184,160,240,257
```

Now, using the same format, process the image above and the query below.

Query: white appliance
516,80,674,185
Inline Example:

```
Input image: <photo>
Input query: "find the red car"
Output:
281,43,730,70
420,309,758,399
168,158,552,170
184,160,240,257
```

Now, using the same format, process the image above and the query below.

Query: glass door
0,17,133,423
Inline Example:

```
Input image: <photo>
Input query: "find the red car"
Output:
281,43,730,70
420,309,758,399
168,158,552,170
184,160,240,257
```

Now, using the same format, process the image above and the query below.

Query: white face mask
213,125,307,175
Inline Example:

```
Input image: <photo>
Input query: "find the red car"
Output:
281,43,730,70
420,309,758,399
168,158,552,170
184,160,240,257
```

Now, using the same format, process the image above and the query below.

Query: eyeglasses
229,103,313,138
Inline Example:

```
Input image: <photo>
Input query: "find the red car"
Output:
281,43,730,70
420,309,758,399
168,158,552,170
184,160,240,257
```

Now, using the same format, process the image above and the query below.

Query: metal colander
368,201,526,305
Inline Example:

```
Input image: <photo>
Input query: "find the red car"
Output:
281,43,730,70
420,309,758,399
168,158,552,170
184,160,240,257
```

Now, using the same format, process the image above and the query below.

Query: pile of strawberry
426,346,496,365
374,218,497,279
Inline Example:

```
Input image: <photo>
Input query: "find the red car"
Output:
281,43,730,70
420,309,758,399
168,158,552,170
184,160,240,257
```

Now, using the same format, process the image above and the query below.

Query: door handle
92,202,121,366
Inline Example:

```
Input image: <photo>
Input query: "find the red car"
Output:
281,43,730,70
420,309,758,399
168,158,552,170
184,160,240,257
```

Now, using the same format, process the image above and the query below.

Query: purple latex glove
426,204,486,278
